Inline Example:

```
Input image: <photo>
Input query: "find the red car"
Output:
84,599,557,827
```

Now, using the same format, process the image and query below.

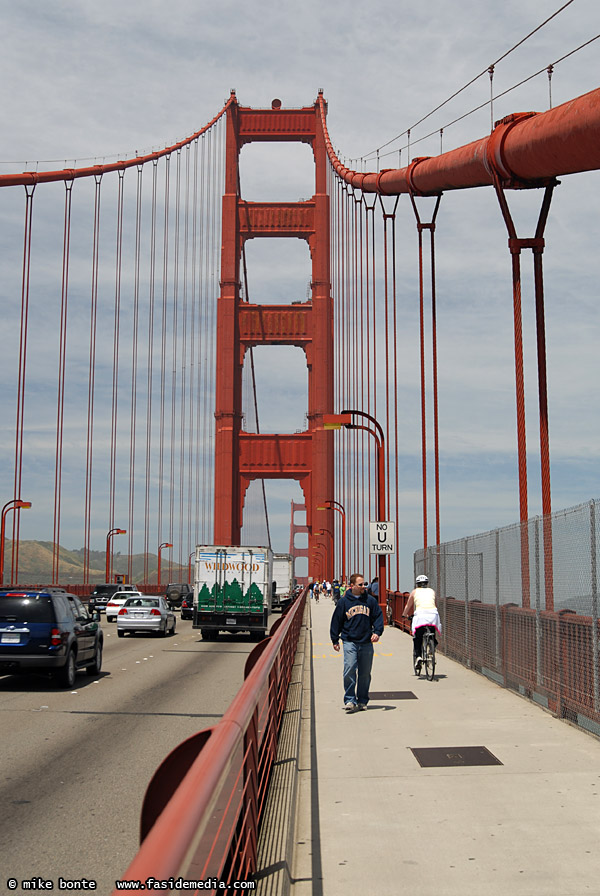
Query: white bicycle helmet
415,574,429,586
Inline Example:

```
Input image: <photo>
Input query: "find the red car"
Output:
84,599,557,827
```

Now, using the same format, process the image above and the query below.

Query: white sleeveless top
412,587,441,634
414,587,436,611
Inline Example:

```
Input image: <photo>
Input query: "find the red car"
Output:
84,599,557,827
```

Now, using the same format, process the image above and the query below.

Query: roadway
0,612,270,894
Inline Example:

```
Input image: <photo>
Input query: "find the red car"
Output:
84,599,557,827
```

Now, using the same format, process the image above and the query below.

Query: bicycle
415,625,436,681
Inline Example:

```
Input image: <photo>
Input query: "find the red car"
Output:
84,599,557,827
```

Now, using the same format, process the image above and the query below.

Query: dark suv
0,588,103,688
165,583,193,609
89,583,138,613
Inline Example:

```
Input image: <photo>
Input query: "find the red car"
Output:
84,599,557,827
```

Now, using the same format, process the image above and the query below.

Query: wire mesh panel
415,499,600,735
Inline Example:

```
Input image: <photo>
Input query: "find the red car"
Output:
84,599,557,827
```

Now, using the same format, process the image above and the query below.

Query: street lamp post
0,499,32,586
318,528,333,579
158,542,173,586
105,528,127,583
317,500,346,582
323,410,388,621
312,544,326,581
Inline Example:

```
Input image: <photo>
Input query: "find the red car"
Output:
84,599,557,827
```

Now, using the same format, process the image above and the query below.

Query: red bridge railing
388,591,600,733
111,590,306,893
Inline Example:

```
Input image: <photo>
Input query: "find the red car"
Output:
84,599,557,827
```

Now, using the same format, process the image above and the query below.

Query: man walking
330,573,384,712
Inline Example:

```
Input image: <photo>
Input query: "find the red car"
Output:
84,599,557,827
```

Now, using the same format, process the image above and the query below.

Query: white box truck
272,552,295,612
193,545,273,641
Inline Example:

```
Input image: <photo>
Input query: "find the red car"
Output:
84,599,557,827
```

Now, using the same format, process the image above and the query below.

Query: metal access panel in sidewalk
411,745,503,767
370,691,418,700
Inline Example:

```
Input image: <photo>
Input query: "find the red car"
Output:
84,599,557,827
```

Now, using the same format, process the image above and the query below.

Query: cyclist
403,575,441,673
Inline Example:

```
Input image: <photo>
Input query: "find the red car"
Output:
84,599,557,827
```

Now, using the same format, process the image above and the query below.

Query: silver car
116,595,176,638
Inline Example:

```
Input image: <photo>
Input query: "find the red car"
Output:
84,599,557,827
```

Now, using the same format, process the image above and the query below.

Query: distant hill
2,540,190,586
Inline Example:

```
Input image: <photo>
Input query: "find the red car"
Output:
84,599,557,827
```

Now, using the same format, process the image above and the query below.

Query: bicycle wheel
424,634,436,680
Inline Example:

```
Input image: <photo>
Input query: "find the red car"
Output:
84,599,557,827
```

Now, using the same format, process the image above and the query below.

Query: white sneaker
344,703,358,713
357,703,367,711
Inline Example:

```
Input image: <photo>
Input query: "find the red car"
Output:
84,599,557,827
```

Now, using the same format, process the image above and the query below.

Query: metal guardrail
388,589,600,736
111,590,307,893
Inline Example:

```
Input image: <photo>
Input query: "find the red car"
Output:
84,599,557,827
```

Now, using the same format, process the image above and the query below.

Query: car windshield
92,585,114,595
0,595,55,623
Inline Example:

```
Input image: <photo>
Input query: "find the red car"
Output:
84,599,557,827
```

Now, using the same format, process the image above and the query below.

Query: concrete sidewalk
291,598,600,896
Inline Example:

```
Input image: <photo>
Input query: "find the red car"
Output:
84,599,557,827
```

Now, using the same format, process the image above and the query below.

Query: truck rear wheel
201,629,217,641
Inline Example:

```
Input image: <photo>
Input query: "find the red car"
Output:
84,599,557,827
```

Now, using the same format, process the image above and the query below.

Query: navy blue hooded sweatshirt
330,590,384,645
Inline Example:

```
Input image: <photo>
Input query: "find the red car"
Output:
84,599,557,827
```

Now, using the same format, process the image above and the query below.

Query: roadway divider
112,589,307,894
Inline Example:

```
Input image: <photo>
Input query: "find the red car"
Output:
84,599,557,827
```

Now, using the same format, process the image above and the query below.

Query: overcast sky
1,0,599,585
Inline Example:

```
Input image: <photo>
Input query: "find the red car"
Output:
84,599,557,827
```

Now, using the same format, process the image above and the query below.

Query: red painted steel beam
319,87,600,195
239,432,313,477
239,303,311,349
238,200,315,239
237,106,316,143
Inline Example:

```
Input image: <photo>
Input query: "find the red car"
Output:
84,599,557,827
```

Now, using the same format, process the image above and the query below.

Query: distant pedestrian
367,576,379,599
332,579,341,605
330,572,384,712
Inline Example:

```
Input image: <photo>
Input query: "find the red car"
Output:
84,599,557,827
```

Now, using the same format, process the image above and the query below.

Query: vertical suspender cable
362,197,373,575
349,191,356,574
109,171,125,581
379,196,400,550
168,150,182,581
354,190,365,579
430,209,442,551
197,135,206,544
417,216,428,553
52,180,73,583
143,160,158,583
209,124,221,541
11,185,35,582
179,146,191,570
189,140,199,553
83,174,102,585
127,166,143,581
158,155,171,565
391,209,401,590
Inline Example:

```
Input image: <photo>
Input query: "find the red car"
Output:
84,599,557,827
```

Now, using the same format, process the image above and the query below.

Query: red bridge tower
213,92,334,577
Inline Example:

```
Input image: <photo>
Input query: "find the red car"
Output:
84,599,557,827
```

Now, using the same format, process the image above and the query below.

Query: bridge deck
291,599,600,896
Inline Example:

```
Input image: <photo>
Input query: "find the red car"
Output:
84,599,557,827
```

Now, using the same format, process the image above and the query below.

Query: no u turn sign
369,521,396,554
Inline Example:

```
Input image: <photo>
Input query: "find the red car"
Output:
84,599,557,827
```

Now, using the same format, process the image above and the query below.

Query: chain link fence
413,498,600,736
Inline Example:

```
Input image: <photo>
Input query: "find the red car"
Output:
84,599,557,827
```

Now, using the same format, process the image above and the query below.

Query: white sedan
116,595,176,637
106,591,142,623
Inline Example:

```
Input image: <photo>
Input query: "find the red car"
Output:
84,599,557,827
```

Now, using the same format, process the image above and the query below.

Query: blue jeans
342,640,374,706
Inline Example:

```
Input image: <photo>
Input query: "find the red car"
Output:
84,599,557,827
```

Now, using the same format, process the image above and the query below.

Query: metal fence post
495,527,500,671
465,536,470,667
591,500,598,714
535,517,542,687
441,541,446,653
